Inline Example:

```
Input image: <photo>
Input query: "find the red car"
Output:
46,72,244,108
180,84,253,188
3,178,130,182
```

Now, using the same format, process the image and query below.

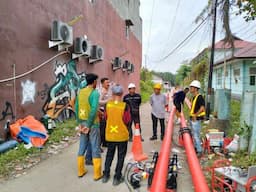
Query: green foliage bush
227,99,241,137
140,69,154,103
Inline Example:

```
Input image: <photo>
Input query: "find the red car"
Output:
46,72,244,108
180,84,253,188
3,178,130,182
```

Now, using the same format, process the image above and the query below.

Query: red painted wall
0,0,142,137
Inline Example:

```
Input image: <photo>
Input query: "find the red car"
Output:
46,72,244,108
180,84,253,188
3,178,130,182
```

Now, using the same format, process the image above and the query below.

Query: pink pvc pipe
150,107,176,192
180,112,210,192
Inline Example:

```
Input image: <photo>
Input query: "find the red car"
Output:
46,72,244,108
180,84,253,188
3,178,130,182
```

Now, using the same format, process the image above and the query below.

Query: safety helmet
128,83,136,89
189,80,201,89
154,83,162,89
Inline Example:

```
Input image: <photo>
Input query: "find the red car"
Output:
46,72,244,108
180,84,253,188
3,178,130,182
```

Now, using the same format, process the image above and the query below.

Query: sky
140,0,256,74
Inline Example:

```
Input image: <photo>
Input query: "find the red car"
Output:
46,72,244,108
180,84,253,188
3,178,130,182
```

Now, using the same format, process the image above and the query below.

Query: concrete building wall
108,0,142,43
0,0,142,137
213,59,256,98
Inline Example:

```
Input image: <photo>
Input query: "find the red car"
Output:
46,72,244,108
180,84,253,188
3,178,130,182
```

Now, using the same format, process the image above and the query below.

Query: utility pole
206,0,218,119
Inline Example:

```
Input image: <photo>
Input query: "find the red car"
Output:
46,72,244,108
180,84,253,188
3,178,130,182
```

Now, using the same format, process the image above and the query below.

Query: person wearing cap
75,73,102,180
189,80,205,156
102,84,131,186
123,83,143,142
150,83,168,141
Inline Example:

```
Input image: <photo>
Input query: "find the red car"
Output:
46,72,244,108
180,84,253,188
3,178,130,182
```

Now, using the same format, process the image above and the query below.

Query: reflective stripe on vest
78,87,99,124
190,94,205,117
106,101,129,142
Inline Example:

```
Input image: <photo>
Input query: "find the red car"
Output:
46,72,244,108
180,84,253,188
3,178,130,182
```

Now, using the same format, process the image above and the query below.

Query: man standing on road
75,73,102,181
102,84,131,186
85,77,111,165
189,80,205,156
123,83,143,142
149,83,168,141
99,77,111,148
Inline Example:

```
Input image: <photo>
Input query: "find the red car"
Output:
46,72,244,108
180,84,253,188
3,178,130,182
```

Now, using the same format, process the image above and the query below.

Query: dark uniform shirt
173,91,186,104
191,95,205,120
123,93,141,115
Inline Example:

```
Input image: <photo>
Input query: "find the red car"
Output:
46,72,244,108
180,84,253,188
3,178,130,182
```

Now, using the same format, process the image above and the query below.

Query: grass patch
232,151,256,168
0,118,77,178
48,119,77,143
228,99,241,137
0,145,41,177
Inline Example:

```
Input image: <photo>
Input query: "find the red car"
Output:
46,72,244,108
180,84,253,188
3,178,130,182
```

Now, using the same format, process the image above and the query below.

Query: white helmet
189,80,201,89
128,83,136,89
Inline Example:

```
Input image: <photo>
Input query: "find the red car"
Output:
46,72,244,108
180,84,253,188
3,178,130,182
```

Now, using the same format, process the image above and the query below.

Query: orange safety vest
105,101,129,142
190,94,205,117
78,87,99,124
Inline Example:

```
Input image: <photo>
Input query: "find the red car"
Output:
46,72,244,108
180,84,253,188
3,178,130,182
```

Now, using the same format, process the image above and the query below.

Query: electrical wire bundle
124,151,159,192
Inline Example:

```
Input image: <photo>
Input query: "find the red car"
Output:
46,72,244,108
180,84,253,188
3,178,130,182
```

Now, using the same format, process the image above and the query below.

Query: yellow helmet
154,83,162,89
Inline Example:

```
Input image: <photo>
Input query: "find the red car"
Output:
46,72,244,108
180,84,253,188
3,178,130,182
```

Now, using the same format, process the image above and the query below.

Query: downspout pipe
179,112,210,192
149,107,176,192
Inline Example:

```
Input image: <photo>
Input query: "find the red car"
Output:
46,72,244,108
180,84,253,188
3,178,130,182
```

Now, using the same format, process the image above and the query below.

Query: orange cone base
148,187,174,192
133,153,148,162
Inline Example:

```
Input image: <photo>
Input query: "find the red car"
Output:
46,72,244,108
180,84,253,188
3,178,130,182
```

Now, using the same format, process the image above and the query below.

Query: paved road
0,103,193,192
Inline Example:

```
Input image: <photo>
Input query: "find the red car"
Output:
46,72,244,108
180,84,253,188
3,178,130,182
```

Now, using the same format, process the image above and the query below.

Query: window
249,67,256,86
217,71,222,85
125,19,133,40
233,68,240,76
233,68,240,84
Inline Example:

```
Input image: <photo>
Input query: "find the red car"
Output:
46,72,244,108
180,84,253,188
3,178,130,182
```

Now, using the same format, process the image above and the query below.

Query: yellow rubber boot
92,158,103,181
77,156,87,177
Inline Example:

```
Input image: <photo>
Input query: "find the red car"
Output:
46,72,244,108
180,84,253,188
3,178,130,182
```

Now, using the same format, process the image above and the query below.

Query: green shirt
75,87,100,128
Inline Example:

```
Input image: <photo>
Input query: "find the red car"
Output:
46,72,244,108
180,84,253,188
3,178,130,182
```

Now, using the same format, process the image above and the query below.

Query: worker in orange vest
102,84,131,186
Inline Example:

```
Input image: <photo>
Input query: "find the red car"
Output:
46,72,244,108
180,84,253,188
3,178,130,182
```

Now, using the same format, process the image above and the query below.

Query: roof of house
213,35,254,49
192,35,256,66
235,43,256,58
213,36,256,65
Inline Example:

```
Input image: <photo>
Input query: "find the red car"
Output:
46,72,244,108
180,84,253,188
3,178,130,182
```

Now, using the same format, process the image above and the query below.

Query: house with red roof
212,36,256,98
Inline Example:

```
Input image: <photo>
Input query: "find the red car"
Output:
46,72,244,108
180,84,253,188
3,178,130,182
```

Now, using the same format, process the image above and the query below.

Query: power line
148,18,208,71
162,0,181,54
151,15,209,63
196,19,211,53
146,0,156,55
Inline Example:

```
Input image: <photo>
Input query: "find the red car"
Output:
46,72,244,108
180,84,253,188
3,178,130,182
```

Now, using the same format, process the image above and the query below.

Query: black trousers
100,119,107,147
151,113,165,137
103,141,128,179
128,113,141,139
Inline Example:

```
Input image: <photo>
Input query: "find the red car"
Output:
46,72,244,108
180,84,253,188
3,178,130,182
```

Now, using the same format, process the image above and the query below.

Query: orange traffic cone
131,123,148,162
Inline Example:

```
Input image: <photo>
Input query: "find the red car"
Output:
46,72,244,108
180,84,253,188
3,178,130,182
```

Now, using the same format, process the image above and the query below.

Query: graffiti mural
43,60,86,120
21,80,36,104
37,83,50,100
0,101,15,121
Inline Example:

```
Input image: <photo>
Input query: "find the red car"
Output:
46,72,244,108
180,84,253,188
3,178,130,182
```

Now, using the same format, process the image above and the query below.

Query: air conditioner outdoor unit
72,37,91,59
112,57,122,71
89,45,104,63
128,63,134,74
49,20,73,50
122,60,130,71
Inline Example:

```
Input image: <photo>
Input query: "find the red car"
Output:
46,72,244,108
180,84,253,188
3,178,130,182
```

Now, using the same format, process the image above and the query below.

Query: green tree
237,0,256,21
175,63,191,85
140,68,154,102
152,71,175,86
